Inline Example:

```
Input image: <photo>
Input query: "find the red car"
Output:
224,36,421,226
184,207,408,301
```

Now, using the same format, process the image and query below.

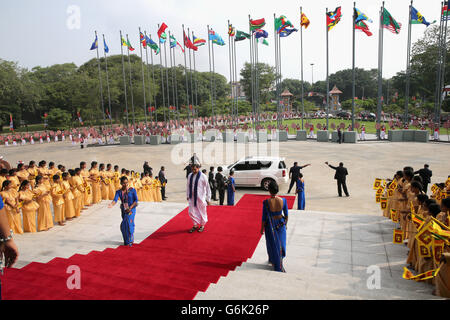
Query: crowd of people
377,165,450,298
0,160,167,235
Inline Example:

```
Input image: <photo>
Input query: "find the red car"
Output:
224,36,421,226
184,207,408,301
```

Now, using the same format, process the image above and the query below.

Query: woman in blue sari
227,170,236,206
108,176,138,247
260,181,288,272
296,173,306,210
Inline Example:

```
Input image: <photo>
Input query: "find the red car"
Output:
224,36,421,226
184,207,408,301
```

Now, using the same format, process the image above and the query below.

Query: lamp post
310,63,315,86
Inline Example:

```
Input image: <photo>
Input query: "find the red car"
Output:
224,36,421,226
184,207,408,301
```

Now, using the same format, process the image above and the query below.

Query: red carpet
2,194,295,300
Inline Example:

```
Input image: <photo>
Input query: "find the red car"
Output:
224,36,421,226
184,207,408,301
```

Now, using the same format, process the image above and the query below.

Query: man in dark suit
325,162,349,197
209,166,218,201
158,166,168,200
215,167,226,205
337,128,342,144
287,162,311,193
143,161,152,176
415,164,432,194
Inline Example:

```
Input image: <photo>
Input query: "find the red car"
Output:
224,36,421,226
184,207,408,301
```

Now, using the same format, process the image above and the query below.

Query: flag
209,29,225,46
381,8,402,34
158,23,168,43
442,3,450,21
106,110,112,120
354,8,373,24
355,21,373,36
256,38,269,46
184,31,198,51
235,30,251,42
103,38,109,53
250,18,266,31
90,35,98,50
121,37,135,51
193,35,206,46
170,35,185,53
140,32,147,47
228,25,236,37
254,29,269,39
77,112,83,125
279,28,298,37
301,13,310,29
393,229,404,244
275,15,294,33
146,36,160,55
411,7,435,26
327,7,342,31
9,114,13,131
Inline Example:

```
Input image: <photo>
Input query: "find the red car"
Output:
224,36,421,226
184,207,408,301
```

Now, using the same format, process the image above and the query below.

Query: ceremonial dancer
360,125,366,141
186,164,211,233
296,173,306,210
108,176,138,247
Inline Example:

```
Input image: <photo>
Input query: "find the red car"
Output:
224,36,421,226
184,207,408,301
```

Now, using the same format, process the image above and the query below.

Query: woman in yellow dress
51,175,66,226
0,180,23,234
89,161,102,204
106,164,115,200
27,160,38,183
141,171,151,202
7,169,20,191
70,168,85,217
113,166,121,193
37,160,51,189
18,180,39,233
16,163,30,184
80,161,92,207
48,162,59,186
134,172,143,201
34,176,54,231
154,176,163,202
62,172,76,221
99,163,109,201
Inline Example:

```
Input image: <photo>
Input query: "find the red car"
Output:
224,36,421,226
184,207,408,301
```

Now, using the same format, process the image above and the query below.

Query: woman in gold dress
0,180,23,234
99,163,109,201
34,175,54,231
89,161,102,204
18,180,39,233
51,175,66,226
62,172,76,221
106,164,115,200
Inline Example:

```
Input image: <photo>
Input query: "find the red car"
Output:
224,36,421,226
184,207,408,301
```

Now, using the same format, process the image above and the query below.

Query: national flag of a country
327,7,342,31
411,7,435,26
90,35,98,50
275,15,294,34
250,18,266,31
184,31,198,51
209,29,225,46
140,32,147,47
103,38,109,53
158,23,168,41
279,28,298,37
126,39,135,51
170,35,185,53
228,25,236,37
193,35,206,46
254,29,269,39
355,21,373,36
146,36,160,55
301,13,310,29
381,8,402,34
442,3,450,21
235,30,251,42
354,8,373,24
9,114,13,130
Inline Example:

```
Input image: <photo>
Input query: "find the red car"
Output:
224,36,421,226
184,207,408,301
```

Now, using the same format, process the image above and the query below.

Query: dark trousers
210,183,217,200
337,180,349,197
161,186,166,199
218,188,225,205
338,134,342,144
423,183,429,194
288,179,297,193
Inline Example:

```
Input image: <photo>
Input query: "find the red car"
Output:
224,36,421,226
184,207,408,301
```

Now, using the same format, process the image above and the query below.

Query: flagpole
207,25,214,125
172,38,180,124
434,2,444,125
255,31,260,127
193,31,199,115
139,27,148,128
250,15,256,131
439,4,449,123
102,34,113,127
168,31,175,124
144,31,153,123
228,21,233,126
158,24,166,124
274,13,280,128
404,1,413,127
149,34,157,123
120,30,129,127
376,3,385,139
326,8,330,131
300,7,304,130
126,34,136,129
233,30,239,125
94,31,106,128
351,3,356,130
211,33,217,125
188,28,194,115
183,25,190,127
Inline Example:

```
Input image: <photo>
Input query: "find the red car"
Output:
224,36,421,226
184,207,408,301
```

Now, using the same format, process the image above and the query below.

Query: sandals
198,226,205,233
189,226,199,233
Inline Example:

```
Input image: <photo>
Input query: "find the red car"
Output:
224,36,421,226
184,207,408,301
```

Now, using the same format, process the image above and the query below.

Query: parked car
220,156,288,190
336,111,351,118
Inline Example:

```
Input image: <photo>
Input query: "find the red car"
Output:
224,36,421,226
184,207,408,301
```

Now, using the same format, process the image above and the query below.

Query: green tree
46,108,72,130
240,62,277,104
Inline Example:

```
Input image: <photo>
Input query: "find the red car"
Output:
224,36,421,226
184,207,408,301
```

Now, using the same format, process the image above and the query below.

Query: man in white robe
186,164,211,233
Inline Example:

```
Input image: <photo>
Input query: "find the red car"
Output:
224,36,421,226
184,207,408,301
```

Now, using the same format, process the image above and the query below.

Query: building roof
329,85,343,95
281,89,293,97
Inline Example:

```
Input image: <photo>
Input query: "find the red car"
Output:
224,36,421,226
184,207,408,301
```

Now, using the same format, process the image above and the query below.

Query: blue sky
0,0,443,83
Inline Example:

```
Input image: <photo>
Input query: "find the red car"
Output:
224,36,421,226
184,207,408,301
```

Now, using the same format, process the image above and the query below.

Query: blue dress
262,198,288,272
296,179,305,210
114,188,138,246
227,177,235,206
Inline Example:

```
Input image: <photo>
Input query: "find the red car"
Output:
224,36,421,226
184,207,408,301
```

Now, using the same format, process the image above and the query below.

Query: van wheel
261,178,275,191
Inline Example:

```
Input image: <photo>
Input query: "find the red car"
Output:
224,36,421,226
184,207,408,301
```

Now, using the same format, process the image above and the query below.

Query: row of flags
90,4,440,55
